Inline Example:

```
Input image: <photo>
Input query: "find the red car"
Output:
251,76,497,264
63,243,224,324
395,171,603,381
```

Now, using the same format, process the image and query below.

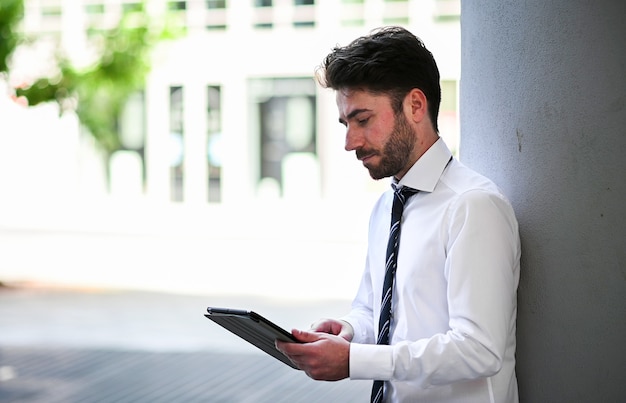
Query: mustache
355,148,379,160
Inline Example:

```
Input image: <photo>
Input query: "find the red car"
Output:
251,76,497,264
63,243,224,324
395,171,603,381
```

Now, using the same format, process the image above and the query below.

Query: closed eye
339,108,372,127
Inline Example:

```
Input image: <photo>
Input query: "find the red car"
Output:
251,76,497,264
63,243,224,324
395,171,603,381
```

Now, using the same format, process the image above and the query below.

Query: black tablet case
205,307,300,369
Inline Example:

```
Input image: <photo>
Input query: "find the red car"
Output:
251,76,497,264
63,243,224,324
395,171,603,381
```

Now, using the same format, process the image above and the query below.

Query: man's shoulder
440,159,502,196
440,161,517,221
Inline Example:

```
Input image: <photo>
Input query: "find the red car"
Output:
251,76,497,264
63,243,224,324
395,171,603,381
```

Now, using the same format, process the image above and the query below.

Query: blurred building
13,0,460,205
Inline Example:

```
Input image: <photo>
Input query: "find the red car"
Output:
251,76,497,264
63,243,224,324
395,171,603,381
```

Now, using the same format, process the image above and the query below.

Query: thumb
291,328,322,343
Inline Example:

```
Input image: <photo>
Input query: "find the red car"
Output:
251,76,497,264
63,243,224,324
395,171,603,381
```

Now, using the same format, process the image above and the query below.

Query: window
169,86,184,202
249,78,317,198
340,18,364,27
434,0,461,22
206,0,227,30
168,1,187,11
207,86,222,203
341,0,364,27
85,4,105,14
38,2,63,34
293,21,315,28
41,6,62,17
122,2,143,13
383,0,409,25
252,2,273,29
113,91,146,194
119,91,146,152
382,16,409,25
206,24,227,30
293,0,315,28
206,0,227,8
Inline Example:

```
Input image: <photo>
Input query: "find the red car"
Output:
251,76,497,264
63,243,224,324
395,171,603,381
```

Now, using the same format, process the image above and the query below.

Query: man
276,26,520,403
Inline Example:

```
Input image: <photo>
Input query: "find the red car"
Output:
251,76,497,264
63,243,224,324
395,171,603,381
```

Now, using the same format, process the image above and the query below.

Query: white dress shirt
342,138,520,403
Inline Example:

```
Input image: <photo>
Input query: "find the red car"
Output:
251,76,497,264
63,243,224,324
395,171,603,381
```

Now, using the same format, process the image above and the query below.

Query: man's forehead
335,89,389,114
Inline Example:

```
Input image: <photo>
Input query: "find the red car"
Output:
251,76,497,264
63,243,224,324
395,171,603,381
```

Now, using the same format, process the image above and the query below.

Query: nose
344,126,363,152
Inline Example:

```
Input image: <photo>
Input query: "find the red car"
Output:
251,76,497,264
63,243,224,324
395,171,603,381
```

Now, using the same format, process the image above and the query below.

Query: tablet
204,307,301,369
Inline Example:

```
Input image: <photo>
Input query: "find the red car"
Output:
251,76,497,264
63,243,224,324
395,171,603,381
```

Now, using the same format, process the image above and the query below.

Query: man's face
336,89,416,180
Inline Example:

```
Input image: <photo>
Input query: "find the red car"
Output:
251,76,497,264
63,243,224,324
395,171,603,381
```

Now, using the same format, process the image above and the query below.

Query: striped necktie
371,185,418,403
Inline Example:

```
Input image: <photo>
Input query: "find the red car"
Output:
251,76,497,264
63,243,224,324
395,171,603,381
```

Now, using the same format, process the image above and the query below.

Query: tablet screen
205,307,300,369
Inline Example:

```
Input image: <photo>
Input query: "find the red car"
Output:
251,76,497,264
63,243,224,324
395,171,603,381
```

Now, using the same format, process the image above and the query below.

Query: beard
357,113,417,180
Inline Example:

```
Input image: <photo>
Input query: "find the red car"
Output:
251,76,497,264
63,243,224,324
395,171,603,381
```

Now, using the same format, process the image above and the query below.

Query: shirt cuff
349,343,395,380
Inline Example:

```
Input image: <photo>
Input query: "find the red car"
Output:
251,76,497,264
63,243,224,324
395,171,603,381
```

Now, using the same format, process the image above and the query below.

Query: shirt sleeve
341,253,376,345
348,189,520,387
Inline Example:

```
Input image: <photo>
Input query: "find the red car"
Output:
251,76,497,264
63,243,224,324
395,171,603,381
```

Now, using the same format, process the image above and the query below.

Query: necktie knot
390,186,418,225
393,185,418,204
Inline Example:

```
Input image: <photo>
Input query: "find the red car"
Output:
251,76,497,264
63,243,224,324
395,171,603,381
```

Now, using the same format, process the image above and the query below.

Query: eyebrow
338,108,371,125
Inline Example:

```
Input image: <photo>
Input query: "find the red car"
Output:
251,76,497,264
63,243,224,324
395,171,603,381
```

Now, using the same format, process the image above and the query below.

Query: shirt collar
392,138,453,192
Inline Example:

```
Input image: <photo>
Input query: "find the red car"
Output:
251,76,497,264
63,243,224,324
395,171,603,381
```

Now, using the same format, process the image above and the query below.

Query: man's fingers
291,329,323,343
275,329,321,355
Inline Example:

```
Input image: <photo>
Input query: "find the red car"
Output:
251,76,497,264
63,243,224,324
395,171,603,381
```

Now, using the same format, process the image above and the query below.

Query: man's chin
364,161,396,180
366,167,388,181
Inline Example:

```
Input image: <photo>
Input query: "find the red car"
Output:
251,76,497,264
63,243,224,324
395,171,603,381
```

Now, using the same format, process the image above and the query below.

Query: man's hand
275,329,350,381
309,318,354,341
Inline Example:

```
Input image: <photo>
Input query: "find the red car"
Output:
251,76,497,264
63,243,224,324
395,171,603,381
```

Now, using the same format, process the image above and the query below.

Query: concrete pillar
460,1,626,401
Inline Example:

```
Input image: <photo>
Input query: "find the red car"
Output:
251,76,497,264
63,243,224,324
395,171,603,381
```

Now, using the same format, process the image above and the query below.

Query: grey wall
459,1,626,401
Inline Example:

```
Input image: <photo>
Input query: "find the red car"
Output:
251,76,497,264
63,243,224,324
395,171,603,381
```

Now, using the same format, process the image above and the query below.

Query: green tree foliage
11,4,176,155
0,0,24,73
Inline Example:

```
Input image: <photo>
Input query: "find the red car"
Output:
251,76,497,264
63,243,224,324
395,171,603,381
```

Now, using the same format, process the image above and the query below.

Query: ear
405,88,429,124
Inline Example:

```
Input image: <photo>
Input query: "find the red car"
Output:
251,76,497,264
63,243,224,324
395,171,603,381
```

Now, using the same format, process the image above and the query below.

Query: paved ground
0,285,370,402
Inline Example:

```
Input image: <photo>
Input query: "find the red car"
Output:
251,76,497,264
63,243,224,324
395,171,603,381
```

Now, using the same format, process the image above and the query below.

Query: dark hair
316,26,441,132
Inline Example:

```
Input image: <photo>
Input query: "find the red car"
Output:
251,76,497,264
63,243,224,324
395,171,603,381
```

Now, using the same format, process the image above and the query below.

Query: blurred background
0,0,460,401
